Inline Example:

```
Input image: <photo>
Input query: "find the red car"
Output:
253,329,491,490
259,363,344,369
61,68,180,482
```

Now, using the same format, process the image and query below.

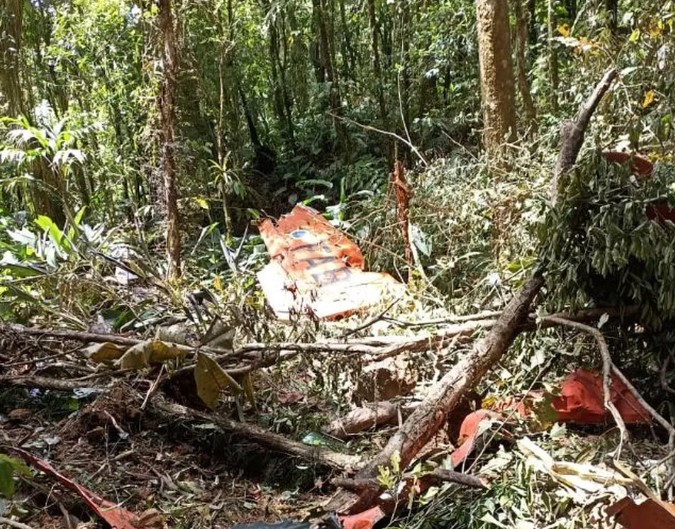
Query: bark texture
158,0,182,279
476,0,517,159
513,0,537,126
0,0,24,117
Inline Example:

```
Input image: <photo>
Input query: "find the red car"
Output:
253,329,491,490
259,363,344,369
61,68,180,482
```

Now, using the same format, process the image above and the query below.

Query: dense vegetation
2,1,675,528
0,0,672,294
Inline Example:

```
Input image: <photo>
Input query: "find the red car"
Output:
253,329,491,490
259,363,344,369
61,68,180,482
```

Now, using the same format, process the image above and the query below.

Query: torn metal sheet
607,496,675,529
257,205,403,320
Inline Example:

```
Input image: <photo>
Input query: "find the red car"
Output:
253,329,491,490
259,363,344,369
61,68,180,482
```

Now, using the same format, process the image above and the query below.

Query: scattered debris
257,205,404,320
12,447,141,529
607,496,675,529
353,356,417,403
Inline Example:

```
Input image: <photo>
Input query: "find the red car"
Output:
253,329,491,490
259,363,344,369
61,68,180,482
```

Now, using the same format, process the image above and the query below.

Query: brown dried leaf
83,342,127,363
194,352,242,409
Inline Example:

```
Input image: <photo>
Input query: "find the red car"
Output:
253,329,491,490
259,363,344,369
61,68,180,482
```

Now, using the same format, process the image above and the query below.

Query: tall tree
366,0,386,126
312,0,348,153
547,0,559,112
606,0,618,34
475,0,517,160
0,0,24,117
157,0,182,279
513,0,537,126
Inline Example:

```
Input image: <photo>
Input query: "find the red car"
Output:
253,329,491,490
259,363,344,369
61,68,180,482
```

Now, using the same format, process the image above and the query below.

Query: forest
2,0,675,528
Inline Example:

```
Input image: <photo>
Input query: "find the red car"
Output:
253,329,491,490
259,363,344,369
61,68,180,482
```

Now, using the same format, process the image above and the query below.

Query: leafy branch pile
540,151,675,328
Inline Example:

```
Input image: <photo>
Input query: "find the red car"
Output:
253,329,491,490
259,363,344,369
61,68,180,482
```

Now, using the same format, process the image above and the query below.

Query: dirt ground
2,380,333,529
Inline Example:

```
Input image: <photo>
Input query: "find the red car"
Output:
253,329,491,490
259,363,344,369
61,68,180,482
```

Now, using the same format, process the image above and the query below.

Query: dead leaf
642,89,655,108
117,341,153,369
155,323,193,345
148,340,184,362
194,352,243,409
136,508,167,529
13,448,138,529
201,318,235,348
241,372,256,406
83,342,127,363
115,340,183,369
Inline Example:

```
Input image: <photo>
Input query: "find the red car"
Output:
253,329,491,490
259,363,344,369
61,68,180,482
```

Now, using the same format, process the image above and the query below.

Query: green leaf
35,215,64,249
0,454,31,498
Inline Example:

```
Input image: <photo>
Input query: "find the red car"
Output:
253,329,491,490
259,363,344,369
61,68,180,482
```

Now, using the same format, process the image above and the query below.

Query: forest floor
2,345,332,529
2,303,673,529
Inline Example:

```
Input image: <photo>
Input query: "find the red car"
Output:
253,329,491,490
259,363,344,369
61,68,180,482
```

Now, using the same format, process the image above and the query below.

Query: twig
384,310,503,328
0,517,34,529
148,393,361,471
141,365,166,410
610,364,675,438
328,112,428,167
0,375,109,392
541,316,628,456
661,351,675,396
339,299,400,339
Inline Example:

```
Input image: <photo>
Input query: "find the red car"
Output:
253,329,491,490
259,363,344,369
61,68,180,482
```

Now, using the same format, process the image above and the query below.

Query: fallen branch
2,306,635,369
0,517,33,529
326,276,545,514
147,392,361,471
542,316,628,454
364,305,637,363
323,401,418,439
552,67,618,204
326,68,618,515
332,467,486,493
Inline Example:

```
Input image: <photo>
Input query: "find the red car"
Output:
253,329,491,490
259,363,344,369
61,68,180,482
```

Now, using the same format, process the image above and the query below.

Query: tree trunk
366,0,386,126
0,0,24,117
606,0,618,35
157,0,182,279
527,0,537,48
547,0,559,113
513,0,537,127
475,0,518,160
313,0,348,154
338,0,356,81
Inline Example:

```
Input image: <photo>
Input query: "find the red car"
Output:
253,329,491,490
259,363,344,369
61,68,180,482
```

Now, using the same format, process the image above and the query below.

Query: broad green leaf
0,454,31,498
35,215,64,249
194,352,242,409
67,206,87,241
0,263,47,278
